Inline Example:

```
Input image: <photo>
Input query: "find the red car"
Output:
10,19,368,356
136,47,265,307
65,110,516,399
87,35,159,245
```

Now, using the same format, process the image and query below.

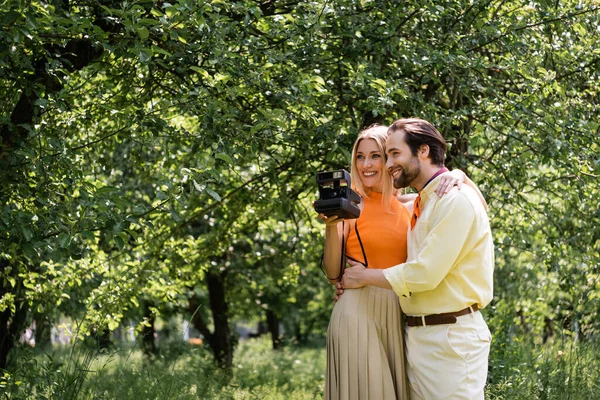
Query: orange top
345,192,410,269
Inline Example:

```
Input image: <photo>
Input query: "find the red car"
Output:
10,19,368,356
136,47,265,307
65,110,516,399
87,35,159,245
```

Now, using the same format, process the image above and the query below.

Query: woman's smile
356,138,384,192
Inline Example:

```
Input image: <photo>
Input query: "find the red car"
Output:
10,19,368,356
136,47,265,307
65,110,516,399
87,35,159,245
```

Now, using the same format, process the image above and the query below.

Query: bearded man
341,118,494,400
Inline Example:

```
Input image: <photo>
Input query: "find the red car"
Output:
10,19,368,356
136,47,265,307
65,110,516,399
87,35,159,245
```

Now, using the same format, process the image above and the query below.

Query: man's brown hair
388,118,446,166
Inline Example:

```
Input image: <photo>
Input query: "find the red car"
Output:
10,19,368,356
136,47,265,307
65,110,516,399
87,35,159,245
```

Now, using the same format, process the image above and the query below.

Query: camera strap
344,220,368,268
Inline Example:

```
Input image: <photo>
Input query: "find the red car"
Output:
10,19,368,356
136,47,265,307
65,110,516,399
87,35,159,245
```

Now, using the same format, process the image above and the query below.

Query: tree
1,0,599,374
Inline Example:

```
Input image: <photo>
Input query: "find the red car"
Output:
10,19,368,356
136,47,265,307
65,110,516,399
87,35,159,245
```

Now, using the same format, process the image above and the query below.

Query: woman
318,125,484,399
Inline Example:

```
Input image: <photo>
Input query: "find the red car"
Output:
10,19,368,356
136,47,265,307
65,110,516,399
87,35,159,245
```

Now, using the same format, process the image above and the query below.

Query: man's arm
341,192,476,297
384,192,476,297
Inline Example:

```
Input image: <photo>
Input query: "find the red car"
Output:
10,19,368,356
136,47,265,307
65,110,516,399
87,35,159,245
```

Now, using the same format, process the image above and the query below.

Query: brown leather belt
406,304,479,327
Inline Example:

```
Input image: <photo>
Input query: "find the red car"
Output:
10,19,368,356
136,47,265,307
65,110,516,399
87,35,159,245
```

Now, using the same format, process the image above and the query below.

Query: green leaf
96,186,120,195
143,220,155,229
136,27,149,40
50,249,63,262
81,231,95,240
22,227,33,241
190,66,210,79
216,153,234,165
107,319,119,331
134,47,152,64
58,233,71,247
370,78,387,89
170,210,182,222
312,76,325,86
152,46,173,57
138,18,161,27
114,235,125,250
2,11,20,25
126,215,140,223
23,243,38,259
150,8,163,17
206,188,221,202
165,6,178,18
193,180,205,192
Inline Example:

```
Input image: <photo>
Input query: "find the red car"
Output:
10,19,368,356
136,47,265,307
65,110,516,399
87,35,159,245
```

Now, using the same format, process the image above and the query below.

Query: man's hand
341,260,368,289
342,260,393,291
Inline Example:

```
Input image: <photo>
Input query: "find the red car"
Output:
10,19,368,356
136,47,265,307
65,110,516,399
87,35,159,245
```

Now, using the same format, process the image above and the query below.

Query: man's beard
392,158,421,189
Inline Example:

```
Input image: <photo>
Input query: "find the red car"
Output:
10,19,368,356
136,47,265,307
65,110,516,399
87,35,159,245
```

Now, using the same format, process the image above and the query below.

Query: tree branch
468,6,600,53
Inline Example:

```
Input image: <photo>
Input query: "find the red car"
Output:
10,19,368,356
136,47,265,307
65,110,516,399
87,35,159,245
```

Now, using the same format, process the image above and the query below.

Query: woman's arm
396,192,418,214
319,214,351,284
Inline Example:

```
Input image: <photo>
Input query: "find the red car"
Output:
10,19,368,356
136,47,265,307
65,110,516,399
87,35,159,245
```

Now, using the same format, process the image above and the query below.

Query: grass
1,337,326,399
1,335,599,399
486,336,600,399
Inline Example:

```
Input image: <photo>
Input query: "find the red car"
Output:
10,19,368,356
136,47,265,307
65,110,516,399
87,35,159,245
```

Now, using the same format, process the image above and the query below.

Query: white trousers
405,311,491,400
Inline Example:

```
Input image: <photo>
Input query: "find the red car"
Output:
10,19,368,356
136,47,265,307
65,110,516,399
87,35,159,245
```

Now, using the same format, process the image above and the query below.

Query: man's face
385,130,421,189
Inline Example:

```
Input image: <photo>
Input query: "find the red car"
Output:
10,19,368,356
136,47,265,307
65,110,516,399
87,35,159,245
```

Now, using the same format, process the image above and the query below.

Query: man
341,118,494,399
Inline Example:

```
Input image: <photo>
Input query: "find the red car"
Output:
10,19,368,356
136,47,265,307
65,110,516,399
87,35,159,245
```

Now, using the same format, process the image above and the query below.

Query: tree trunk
0,271,10,369
205,268,234,369
0,306,13,370
266,309,282,350
0,284,29,370
141,302,157,356
34,314,53,349
257,320,269,336
189,268,234,370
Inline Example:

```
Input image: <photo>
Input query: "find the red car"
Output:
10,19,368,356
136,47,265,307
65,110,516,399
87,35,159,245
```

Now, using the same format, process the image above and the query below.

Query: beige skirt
325,285,408,400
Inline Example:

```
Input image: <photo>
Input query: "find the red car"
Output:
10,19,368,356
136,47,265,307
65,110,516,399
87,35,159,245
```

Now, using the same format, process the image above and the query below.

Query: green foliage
1,338,327,399
2,334,599,399
486,336,600,400
0,342,105,399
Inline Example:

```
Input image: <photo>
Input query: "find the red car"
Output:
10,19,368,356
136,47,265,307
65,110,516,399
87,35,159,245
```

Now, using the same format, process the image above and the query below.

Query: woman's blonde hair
350,125,395,211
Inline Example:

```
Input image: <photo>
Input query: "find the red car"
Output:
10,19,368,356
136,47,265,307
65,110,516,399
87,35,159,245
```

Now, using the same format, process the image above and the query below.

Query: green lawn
2,336,599,399
1,337,326,399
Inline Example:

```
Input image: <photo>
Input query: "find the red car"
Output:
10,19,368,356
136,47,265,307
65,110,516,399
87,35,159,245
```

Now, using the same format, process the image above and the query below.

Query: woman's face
355,138,384,192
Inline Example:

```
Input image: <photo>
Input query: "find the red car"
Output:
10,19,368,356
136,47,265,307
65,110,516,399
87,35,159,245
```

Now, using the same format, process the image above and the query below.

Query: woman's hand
435,169,466,197
317,213,345,227
333,282,344,303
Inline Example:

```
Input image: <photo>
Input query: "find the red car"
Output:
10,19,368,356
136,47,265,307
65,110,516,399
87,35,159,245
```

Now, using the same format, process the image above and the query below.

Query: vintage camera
314,169,362,219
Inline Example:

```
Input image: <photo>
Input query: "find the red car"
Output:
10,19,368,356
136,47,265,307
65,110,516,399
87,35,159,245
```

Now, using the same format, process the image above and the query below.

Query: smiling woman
350,126,397,212
318,125,411,399
355,138,384,192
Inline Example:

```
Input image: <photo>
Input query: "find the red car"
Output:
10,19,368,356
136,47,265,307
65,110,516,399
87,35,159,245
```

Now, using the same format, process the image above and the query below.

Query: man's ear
418,144,430,160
